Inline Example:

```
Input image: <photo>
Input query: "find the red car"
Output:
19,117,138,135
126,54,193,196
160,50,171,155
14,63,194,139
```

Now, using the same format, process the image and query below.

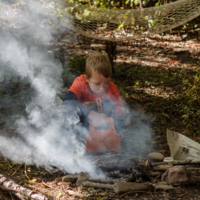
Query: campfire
0,145,199,199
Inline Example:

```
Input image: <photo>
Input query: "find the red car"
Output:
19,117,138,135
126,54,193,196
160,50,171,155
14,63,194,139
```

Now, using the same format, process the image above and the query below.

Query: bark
76,173,90,186
88,178,114,184
62,174,79,183
153,164,172,171
113,182,152,194
14,192,27,200
82,181,114,190
0,174,48,200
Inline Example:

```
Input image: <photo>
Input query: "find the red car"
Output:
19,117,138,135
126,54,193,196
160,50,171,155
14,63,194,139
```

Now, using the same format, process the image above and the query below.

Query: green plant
182,70,200,101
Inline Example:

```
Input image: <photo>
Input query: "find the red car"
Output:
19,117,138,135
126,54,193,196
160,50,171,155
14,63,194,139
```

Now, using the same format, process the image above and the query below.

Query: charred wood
126,168,150,182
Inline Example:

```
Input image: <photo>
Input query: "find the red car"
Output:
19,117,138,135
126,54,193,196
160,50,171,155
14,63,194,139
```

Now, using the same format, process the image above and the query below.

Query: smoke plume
0,0,98,175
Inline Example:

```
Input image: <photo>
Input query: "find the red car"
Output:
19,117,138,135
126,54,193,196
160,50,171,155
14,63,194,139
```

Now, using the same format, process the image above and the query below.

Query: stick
0,174,48,200
153,164,172,171
24,162,30,180
137,162,166,167
9,192,14,200
113,182,152,194
11,162,25,177
88,178,114,184
152,175,161,184
82,181,114,190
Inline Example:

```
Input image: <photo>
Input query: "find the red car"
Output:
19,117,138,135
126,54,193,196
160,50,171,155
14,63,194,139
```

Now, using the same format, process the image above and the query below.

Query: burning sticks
60,151,198,197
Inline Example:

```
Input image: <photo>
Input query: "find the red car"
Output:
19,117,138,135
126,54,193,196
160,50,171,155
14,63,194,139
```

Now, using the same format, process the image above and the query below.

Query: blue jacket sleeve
63,91,91,117
113,115,124,133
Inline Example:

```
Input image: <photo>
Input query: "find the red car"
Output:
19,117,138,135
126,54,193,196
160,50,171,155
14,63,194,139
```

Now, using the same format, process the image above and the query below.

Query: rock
161,166,191,186
62,174,79,183
147,152,164,162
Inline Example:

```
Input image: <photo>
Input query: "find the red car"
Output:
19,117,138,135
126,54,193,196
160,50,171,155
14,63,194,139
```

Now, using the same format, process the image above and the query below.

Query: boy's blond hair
85,52,112,79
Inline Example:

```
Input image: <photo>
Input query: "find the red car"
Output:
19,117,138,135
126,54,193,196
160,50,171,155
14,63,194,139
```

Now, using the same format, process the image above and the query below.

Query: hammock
64,0,200,41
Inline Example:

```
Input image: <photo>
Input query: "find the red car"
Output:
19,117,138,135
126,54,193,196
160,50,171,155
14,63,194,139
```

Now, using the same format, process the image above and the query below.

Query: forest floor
1,1,200,200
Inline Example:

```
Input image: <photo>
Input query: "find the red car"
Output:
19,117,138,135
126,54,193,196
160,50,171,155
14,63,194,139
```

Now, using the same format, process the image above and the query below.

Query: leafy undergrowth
112,63,200,140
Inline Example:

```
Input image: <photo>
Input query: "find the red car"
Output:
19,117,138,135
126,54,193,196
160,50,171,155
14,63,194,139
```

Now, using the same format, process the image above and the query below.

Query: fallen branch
138,163,172,171
82,181,114,190
153,164,172,171
62,174,79,183
137,162,166,167
14,193,27,200
88,178,114,184
113,182,153,194
11,162,25,177
0,174,48,200
172,160,200,165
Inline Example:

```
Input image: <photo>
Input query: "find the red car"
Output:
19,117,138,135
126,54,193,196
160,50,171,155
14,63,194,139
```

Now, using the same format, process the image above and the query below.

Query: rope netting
65,0,200,41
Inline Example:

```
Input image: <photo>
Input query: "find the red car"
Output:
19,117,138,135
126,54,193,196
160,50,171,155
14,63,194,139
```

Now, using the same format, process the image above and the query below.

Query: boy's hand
88,111,107,127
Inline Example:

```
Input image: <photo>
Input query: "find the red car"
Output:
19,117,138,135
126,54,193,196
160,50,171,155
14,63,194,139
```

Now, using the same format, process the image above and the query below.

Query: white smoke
0,0,99,176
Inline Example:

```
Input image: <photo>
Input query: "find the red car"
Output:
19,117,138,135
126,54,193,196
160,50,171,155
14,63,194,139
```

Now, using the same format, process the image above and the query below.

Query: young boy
63,52,124,133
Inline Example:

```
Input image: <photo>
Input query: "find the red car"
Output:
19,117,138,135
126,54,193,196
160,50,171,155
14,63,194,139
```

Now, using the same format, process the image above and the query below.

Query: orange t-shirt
68,75,124,116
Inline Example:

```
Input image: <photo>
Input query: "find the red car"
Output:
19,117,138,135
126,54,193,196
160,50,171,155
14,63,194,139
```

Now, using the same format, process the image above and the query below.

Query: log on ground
82,181,114,190
0,174,48,200
113,182,153,194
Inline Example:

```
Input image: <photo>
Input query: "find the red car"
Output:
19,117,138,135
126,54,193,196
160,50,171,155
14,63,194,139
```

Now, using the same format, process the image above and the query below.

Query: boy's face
86,72,111,97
